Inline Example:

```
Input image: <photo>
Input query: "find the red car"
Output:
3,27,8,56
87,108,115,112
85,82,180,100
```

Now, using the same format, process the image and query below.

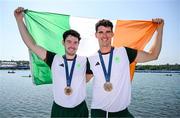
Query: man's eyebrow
106,31,112,33
97,31,103,33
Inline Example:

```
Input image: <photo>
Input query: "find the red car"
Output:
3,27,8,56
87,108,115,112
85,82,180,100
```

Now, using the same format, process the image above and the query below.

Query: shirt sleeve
45,51,56,68
125,47,137,64
86,58,93,74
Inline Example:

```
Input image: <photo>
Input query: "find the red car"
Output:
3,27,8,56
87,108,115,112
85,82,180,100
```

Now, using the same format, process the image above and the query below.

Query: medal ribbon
63,55,77,87
98,47,114,82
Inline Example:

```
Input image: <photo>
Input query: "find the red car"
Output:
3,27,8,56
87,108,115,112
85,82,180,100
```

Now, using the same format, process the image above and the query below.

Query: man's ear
112,32,114,37
62,40,65,46
95,32,98,38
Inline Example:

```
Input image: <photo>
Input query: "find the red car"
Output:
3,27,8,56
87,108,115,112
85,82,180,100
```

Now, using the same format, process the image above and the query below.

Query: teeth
69,48,74,51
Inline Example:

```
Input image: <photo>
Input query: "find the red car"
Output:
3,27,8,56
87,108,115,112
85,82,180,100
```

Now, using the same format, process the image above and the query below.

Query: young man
88,19,164,117
14,7,91,117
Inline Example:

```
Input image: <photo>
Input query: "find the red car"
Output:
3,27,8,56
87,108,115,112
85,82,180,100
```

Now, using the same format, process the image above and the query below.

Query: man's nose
69,42,76,47
102,33,108,38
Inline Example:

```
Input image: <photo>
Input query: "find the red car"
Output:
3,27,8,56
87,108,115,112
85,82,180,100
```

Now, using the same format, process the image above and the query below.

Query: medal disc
104,82,113,92
64,86,73,95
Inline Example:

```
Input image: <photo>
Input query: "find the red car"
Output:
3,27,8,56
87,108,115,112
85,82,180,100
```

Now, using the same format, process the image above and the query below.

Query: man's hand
152,18,164,32
14,7,24,21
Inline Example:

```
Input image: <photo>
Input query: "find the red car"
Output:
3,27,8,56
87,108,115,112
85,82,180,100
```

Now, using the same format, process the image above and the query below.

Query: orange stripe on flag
112,20,158,81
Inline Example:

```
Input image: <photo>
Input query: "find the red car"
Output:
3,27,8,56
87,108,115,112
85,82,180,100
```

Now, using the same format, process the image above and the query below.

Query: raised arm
135,18,164,63
14,7,47,60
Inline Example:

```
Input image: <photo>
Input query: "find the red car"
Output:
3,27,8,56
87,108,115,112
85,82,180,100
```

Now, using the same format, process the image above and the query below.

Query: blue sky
0,0,179,65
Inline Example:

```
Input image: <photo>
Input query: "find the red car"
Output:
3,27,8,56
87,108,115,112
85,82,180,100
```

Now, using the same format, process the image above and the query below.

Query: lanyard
98,47,114,82
63,55,77,87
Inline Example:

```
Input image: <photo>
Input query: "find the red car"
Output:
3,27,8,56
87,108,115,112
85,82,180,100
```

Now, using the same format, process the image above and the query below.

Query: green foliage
136,64,180,70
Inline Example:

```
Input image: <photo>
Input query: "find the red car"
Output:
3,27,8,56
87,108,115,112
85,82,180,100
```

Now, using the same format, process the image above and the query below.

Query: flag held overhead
24,10,158,85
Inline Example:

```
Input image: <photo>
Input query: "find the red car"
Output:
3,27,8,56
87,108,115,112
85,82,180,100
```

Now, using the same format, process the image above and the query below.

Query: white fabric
51,55,87,108
88,47,131,112
70,16,117,56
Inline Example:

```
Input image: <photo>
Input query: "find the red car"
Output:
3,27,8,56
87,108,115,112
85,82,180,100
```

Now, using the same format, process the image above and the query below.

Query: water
0,70,180,117
130,73,180,117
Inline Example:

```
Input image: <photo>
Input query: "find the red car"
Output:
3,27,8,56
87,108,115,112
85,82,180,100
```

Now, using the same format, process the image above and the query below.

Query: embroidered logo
114,56,120,63
95,62,100,66
59,63,64,67
76,63,81,69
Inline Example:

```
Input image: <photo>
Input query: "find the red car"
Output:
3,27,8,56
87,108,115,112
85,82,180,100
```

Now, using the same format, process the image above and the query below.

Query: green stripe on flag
24,10,70,85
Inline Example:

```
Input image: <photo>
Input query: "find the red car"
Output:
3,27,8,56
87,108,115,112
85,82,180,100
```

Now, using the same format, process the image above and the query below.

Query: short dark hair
95,19,113,32
63,29,81,42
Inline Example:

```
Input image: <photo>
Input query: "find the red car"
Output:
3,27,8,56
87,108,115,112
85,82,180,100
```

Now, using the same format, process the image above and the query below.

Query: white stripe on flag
70,16,116,56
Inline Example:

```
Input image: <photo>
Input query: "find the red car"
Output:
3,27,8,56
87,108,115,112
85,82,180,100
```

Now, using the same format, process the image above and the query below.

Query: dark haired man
88,19,164,117
14,7,90,117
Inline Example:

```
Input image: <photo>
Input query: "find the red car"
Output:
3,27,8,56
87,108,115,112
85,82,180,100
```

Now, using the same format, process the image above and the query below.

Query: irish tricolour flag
24,10,158,85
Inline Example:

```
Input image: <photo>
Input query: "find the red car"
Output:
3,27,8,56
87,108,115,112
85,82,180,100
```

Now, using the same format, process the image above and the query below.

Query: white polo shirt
88,47,137,112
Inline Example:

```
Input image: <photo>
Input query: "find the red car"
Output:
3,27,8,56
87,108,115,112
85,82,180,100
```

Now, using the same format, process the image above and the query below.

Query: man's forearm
16,19,36,50
149,25,163,60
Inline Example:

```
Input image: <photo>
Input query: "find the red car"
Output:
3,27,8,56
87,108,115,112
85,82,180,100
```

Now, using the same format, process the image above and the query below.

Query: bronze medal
104,82,113,92
98,48,114,92
64,86,73,95
63,55,76,96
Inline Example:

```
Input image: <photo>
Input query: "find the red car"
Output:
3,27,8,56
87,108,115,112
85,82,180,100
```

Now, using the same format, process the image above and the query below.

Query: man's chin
101,44,111,47
67,52,76,56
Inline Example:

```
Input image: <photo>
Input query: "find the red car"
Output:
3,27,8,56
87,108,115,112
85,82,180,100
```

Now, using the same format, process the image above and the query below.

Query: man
14,7,91,117
88,19,164,117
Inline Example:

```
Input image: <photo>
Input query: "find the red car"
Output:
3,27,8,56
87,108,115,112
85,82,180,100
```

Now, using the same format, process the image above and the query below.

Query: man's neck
100,46,112,53
65,54,76,60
